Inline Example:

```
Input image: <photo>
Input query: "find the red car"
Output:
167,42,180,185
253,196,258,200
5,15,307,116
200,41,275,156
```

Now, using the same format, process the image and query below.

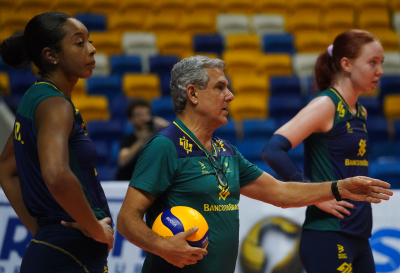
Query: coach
117,55,392,273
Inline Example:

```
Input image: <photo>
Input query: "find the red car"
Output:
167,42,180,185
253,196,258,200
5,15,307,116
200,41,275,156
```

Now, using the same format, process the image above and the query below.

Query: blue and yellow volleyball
152,206,209,249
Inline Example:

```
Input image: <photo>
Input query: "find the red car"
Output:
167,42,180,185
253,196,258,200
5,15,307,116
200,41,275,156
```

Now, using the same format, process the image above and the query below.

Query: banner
1,183,399,273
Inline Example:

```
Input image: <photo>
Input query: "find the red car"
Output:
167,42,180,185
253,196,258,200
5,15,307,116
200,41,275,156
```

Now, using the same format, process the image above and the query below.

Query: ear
340,57,352,73
186,85,198,105
42,47,59,65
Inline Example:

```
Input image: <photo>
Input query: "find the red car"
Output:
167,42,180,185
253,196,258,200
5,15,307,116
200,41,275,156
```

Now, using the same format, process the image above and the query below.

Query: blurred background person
116,98,169,180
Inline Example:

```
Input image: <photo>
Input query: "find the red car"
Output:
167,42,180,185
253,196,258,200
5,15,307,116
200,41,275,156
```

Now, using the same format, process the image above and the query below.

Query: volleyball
152,206,209,249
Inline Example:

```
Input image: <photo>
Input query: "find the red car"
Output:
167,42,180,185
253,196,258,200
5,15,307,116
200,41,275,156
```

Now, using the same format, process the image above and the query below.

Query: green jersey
303,88,371,238
130,118,263,273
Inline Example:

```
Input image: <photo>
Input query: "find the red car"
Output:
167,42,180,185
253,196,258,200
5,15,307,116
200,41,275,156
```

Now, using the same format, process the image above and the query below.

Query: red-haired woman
262,29,384,273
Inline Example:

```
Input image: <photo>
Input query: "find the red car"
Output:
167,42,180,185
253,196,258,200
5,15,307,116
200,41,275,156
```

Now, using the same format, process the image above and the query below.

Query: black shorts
20,224,108,273
300,229,375,273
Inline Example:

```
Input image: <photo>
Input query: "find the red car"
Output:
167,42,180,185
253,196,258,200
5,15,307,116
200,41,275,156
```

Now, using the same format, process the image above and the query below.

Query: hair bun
0,32,30,69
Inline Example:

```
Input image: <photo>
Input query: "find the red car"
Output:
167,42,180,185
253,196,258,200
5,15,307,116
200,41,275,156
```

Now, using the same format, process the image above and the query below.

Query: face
194,67,234,127
56,18,96,79
347,40,384,94
130,106,152,129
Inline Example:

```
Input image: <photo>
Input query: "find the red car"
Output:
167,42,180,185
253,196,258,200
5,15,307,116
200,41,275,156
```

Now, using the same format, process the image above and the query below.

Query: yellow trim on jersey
173,121,217,156
330,88,354,116
35,81,63,94
31,239,89,273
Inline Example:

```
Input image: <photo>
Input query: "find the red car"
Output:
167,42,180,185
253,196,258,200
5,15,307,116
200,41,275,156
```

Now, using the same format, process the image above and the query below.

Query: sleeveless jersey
130,118,263,273
13,82,112,227
303,88,371,238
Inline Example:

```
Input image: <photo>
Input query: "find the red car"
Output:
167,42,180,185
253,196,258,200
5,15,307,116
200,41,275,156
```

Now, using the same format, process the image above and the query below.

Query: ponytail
313,49,335,94
0,32,30,69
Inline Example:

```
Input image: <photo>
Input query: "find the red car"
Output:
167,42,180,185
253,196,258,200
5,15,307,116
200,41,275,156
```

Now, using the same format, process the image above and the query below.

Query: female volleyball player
0,12,114,272
262,29,385,273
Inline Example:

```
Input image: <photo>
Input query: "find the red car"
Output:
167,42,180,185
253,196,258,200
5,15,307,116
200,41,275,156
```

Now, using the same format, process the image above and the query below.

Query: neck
333,77,361,112
177,113,214,154
41,72,79,99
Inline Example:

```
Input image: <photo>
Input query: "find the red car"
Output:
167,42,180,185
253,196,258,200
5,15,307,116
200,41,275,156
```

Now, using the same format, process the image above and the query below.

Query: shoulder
212,136,238,156
299,94,335,119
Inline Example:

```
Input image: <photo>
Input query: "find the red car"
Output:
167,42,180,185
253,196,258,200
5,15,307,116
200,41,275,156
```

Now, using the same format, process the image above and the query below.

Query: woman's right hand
62,217,115,253
315,200,355,219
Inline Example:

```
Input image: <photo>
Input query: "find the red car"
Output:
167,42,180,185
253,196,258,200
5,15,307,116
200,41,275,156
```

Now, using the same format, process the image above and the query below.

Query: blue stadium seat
9,68,39,97
242,118,278,141
110,55,142,76
235,139,266,162
87,119,124,145
75,13,107,32
357,97,382,118
370,158,400,189
152,96,175,122
110,93,133,120
270,76,301,95
369,141,400,160
193,34,225,56
160,73,172,96
379,75,400,102
87,74,122,101
269,94,304,126
365,115,389,144
252,160,279,179
262,33,295,54
149,55,180,77
213,119,237,145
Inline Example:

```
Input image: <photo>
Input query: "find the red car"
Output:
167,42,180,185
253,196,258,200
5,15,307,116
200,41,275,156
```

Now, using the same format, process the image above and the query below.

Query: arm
118,137,148,167
35,97,114,251
117,186,208,268
262,96,355,217
241,172,392,208
0,134,39,235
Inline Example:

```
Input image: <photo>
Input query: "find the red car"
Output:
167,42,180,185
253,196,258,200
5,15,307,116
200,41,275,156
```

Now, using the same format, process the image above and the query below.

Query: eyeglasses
208,155,228,189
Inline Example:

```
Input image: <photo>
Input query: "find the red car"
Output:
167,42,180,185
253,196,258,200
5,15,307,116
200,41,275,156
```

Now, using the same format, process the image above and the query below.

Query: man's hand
157,227,208,268
315,200,355,219
338,176,393,203
62,217,115,253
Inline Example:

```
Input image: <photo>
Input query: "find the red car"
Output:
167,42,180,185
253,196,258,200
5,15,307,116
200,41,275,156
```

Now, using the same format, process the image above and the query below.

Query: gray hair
170,55,225,114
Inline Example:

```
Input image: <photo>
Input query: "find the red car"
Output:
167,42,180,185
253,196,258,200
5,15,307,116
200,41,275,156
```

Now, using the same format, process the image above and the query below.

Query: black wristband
331,180,342,201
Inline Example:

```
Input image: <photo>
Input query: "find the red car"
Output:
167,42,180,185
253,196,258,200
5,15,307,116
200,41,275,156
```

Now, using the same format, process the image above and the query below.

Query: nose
89,42,96,56
377,63,384,76
225,88,234,102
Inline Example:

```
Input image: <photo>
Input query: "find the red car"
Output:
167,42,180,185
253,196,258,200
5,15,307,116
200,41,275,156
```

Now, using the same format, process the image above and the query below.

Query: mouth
87,61,96,69
372,80,379,86
222,107,229,112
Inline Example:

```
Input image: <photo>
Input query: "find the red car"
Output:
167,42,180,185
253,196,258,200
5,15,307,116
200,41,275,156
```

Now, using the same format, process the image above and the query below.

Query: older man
117,56,391,273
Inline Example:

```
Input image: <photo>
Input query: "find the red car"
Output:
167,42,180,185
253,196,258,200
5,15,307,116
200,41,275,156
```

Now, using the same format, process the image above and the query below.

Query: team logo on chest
358,139,366,156
346,122,353,133
337,101,346,118
214,140,226,152
337,262,352,273
219,185,230,200
180,136,192,154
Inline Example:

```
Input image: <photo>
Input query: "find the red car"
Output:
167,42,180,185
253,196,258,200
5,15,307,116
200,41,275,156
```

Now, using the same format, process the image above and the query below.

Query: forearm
277,181,334,208
119,139,146,167
46,171,104,238
1,175,39,235
262,134,308,182
118,211,164,256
